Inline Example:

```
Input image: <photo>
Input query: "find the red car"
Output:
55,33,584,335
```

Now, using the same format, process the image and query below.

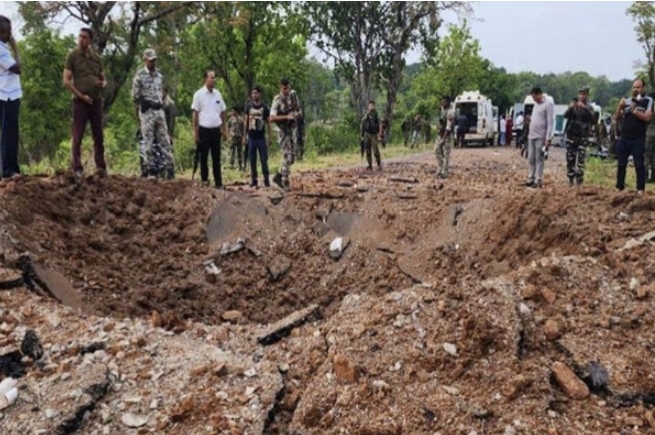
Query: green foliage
18,29,75,163
307,122,359,155
628,1,655,87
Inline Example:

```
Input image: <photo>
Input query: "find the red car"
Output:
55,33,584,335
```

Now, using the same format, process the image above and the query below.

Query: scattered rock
221,311,243,322
543,319,564,341
540,287,557,304
644,410,655,429
267,257,291,282
333,354,359,383
257,304,321,346
443,342,458,356
587,361,610,391
121,413,148,428
328,237,350,260
520,285,538,299
624,416,643,427
551,362,589,400
502,374,529,400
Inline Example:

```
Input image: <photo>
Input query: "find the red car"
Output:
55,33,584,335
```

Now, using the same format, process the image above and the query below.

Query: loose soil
0,146,654,434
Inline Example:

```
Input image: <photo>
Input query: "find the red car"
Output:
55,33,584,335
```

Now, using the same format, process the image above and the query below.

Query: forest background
9,2,655,175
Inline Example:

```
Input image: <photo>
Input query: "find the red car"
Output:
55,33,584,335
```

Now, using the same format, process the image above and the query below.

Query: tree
303,1,387,120
628,2,655,87
408,21,484,114
18,1,193,112
378,2,470,122
18,29,75,163
303,1,469,122
179,2,308,109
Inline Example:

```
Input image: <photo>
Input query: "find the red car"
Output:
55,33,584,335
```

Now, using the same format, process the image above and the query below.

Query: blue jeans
248,136,269,185
616,137,646,191
499,132,506,146
0,98,21,178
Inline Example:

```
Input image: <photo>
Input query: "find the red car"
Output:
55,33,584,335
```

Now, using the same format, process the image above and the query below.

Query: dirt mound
2,158,652,327
1,148,655,434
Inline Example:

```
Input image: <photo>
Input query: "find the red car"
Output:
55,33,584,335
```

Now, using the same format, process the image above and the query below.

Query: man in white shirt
514,111,524,148
525,87,554,188
0,16,22,180
191,70,227,188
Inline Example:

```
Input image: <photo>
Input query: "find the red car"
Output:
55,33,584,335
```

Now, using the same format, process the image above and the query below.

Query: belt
199,126,220,130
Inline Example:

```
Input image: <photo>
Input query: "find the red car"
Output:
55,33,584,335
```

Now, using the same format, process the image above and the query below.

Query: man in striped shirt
0,16,22,180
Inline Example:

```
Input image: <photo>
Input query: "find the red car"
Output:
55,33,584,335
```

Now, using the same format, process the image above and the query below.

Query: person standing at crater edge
63,27,108,178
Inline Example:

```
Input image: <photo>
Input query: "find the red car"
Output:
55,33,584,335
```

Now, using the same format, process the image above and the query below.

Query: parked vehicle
453,91,495,147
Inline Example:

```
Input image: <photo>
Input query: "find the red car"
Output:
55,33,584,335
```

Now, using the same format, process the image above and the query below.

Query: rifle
360,138,365,162
191,142,201,181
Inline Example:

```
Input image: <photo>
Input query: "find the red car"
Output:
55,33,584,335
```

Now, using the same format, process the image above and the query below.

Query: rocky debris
0,268,23,290
258,304,321,346
221,310,243,322
551,362,590,400
587,361,610,391
328,236,350,260
0,150,654,434
121,413,148,428
267,256,291,281
333,354,359,383
543,319,564,341
389,176,419,184
218,237,247,255
616,229,655,252
202,259,221,283
21,329,44,360
28,260,84,310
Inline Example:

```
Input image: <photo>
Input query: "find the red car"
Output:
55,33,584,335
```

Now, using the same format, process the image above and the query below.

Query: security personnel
131,48,174,179
615,78,653,194
563,86,595,186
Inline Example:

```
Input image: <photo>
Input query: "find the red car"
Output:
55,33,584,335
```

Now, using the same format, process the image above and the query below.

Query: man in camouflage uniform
227,107,245,171
360,100,383,170
646,93,655,183
270,78,302,191
131,48,174,179
435,97,455,178
563,86,595,186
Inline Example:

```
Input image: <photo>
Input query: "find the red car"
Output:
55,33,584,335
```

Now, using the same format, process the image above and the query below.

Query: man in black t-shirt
615,79,653,194
243,86,272,188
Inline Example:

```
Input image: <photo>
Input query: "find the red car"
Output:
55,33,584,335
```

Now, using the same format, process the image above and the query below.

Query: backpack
365,112,380,134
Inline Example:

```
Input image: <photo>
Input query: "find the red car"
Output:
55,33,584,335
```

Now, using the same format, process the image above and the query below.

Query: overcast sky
5,1,643,81
429,1,641,81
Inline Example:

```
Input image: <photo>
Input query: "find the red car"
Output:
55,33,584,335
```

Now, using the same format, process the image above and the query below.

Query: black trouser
248,136,269,185
0,99,21,178
198,126,222,187
616,137,646,191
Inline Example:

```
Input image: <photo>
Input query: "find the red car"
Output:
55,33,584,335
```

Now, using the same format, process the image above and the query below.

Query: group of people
0,18,305,191
0,16,652,195
513,81,651,193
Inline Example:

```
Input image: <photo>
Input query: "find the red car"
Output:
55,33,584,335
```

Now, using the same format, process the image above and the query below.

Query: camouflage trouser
435,136,452,176
229,136,244,170
278,127,297,182
566,139,586,183
646,127,655,176
363,133,381,167
139,109,174,178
